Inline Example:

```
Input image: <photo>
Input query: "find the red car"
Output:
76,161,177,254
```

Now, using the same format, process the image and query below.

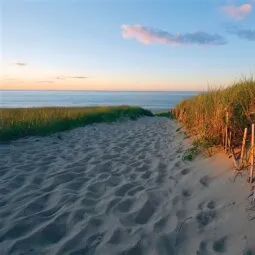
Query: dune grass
154,111,175,118
174,78,255,147
0,106,153,141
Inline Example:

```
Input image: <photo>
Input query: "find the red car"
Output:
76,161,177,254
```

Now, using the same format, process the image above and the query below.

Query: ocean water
0,90,199,110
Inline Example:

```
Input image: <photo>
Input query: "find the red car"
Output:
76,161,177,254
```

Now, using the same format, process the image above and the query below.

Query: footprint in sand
115,183,137,196
174,161,181,168
207,200,216,210
115,198,134,213
129,173,137,181
181,168,191,176
136,164,148,173
196,240,208,255
199,175,211,187
70,208,87,225
212,236,228,253
243,248,255,255
108,175,122,187
107,228,126,245
105,197,122,214
196,210,216,228
198,201,205,210
134,199,155,225
197,199,217,229
81,197,98,207
182,189,192,198
87,181,107,197
141,171,152,180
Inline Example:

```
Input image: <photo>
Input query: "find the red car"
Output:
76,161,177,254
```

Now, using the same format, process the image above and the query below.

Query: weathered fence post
222,127,225,148
228,131,232,151
250,124,254,183
240,128,247,168
225,112,229,153
249,109,255,183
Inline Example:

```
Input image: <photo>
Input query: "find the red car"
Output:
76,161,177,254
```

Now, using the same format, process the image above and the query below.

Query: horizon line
0,89,203,92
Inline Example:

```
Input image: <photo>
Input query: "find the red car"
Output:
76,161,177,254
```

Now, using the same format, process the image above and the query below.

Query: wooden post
225,112,229,153
240,128,247,168
228,131,232,150
222,127,225,148
250,124,255,183
230,146,239,170
225,127,228,152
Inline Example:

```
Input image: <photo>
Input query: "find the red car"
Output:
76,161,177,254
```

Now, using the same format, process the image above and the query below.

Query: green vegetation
182,141,201,161
154,111,174,118
174,78,255,147
182,137,214,161
0,106,153,141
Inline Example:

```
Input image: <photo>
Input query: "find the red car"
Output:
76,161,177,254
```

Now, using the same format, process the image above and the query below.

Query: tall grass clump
0,106,153,141
174,78,255,146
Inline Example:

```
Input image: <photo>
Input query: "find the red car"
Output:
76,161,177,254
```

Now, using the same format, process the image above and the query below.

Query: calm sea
0,90,199,110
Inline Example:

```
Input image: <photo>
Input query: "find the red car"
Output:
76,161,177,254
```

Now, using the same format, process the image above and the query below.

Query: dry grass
173,78,255,147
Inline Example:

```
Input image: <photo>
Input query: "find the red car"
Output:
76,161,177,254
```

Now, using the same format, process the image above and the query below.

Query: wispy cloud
69,76,87,79
13,62,27,67
54,75,87,80
222,4,253,20
226,25,255,41
2,78,23,83
3,78,19,81
55,76,66,80
36,81,55,83
121,25,227,46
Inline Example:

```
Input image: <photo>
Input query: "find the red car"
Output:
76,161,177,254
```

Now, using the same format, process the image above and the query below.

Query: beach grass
174,78,255,147
154,111,175,118
0,106,153,141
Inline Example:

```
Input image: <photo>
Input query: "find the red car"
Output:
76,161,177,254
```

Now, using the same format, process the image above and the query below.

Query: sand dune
0,117,255,255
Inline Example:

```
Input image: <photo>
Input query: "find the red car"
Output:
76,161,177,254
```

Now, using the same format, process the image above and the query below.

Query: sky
1,0,255,91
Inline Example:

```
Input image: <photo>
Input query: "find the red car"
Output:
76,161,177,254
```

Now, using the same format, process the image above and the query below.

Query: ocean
0,90,199,110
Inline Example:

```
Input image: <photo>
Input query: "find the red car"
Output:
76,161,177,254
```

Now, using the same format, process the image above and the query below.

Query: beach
0,117,255,255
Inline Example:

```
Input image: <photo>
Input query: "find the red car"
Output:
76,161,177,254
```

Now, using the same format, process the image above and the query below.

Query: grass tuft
174,78,255,147
183,142,200,161
0,106,153,141
154,111,175,118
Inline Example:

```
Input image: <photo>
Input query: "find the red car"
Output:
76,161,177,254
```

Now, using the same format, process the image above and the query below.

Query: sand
0,117,255,255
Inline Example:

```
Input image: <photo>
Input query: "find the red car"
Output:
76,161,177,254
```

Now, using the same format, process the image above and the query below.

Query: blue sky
1,0,255,90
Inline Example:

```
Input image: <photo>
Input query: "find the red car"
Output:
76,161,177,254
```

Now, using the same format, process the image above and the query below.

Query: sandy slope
0,117,254,255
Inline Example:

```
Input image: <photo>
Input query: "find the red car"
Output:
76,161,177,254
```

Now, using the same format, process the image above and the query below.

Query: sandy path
0,117,254,255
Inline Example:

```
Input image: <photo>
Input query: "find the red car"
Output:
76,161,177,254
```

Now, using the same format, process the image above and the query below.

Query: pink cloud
121,25,227,46
222,4,253,20
122,25,170,44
